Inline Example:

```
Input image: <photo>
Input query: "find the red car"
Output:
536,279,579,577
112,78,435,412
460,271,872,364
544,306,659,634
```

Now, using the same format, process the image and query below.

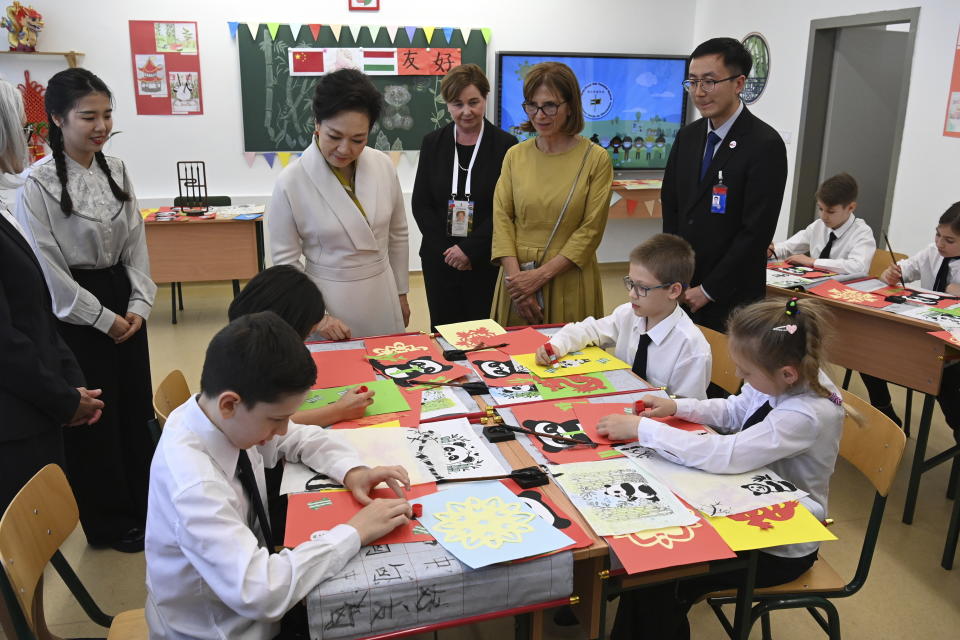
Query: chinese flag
291,50,324,74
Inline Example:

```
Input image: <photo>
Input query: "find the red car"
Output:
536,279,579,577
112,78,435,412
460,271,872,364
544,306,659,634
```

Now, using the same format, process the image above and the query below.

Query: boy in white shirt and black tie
535,233,712,399
769,172,876,276
145,312,412,640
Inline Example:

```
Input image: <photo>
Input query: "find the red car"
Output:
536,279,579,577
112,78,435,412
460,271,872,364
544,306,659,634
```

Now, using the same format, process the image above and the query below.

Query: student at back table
768,172,875,276
145,312,412,639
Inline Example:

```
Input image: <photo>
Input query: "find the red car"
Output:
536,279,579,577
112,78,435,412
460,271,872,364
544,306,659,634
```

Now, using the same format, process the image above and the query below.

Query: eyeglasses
681,75,741,93
623,276,675,297
522,101,566,117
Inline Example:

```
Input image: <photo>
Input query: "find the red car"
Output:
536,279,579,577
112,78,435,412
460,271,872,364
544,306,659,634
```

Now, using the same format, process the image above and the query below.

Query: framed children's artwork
349,0,380,10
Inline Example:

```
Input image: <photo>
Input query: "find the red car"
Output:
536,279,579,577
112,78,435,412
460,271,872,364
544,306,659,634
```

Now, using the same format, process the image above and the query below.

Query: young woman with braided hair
598,297,844,639
16,67,155,553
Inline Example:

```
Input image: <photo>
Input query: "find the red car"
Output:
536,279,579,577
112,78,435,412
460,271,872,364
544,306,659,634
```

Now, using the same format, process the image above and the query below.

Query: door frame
789,7,920,235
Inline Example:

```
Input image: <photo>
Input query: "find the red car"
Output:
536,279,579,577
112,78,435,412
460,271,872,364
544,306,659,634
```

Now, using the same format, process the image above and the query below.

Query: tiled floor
15,264,960,639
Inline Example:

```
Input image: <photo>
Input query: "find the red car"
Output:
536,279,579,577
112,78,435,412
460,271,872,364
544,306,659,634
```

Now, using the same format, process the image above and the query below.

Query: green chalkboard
237,25,487,152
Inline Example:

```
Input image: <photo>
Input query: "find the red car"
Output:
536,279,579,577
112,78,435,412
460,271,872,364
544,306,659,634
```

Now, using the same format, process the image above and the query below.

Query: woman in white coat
268,69,409,338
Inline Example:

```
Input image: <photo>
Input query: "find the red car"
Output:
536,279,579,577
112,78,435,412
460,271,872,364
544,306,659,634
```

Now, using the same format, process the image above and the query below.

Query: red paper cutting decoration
727,501,798,530
454,327,501,348
536,374,609,394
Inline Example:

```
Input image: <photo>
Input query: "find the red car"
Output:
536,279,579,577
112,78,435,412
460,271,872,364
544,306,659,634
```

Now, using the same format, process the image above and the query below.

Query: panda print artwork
509,400,627,464
466,351,536,387
614,442,808,517
549,458,698,536
405,417,508,481
364,335,471,387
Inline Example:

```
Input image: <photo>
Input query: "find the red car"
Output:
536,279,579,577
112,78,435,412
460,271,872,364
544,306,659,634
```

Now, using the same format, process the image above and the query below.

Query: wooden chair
705,389,906,639
842,248,914,434
867,248,907,279
153,369,191,428
697,324,742,396
0,465,147,640
168,196,233,323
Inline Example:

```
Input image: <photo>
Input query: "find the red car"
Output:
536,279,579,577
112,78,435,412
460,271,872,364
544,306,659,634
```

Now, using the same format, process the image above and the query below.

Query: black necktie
741,401,772,430
818,232,837,259
699,131,721,182
632,333,653,380
934,257,958,293
237,449,276,553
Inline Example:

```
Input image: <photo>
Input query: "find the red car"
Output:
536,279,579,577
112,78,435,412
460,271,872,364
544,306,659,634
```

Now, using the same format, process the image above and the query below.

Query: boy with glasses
535,234,712,399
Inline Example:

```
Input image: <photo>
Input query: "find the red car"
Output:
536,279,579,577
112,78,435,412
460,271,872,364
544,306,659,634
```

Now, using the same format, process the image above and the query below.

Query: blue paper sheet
410,480,573,568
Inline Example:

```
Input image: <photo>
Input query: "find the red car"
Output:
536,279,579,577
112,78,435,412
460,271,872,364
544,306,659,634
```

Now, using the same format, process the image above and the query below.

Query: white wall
0,0,698,269
692,0,960,257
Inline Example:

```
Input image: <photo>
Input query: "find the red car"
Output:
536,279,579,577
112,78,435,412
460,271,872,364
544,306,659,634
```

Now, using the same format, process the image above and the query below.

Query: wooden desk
766,285,960,529
145,217,264,322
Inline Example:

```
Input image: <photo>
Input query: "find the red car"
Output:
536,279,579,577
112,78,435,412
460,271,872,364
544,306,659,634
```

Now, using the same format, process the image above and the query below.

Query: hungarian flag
362,49,397,75
289,48,325,75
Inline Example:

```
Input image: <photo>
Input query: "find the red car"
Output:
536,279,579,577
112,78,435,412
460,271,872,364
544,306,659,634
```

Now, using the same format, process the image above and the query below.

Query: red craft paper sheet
364,335,471,386
510,401,624,463
500,479,593,555
807,279,892,309
466,350,537,387
284,484,437,547
767,261,837,279
605,500,735,574
310,349,378,389
573,403,637,444
872,286,960,309
493,327,550,356
929,330,960,348
654,416,710,433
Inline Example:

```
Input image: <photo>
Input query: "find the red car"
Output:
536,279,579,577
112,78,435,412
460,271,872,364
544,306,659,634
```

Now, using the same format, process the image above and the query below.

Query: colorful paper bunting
262,152,276,168
423,26,435,43
308,23,322,40
266,23,281,40
228,21,239,40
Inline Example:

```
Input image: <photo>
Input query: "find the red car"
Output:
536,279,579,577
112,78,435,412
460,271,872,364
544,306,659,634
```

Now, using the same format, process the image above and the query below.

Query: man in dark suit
662,37,788,331
0,209,104,513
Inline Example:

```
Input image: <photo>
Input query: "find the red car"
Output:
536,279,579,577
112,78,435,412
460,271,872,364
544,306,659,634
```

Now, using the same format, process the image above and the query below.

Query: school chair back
0,464,147,639
153,369,191,427
868,248,907,279
697,324,741,395
705,389,906,639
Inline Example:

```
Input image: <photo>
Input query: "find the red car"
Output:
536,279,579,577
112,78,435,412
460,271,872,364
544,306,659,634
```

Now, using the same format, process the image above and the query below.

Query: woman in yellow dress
491,62,613,325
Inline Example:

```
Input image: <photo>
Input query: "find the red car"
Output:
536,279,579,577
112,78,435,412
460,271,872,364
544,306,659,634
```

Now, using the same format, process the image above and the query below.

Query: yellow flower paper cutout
432,496,535,549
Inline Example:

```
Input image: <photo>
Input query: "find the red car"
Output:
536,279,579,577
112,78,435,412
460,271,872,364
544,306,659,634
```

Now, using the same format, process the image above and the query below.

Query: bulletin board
235,24,488,152
128,20,204,116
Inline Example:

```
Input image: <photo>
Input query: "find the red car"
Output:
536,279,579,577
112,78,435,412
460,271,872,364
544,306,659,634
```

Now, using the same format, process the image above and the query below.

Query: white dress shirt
898,243,960,291
145,397,366,640
16,154,156,334
635,371,843,557
547,303,712,399
773,215,876,275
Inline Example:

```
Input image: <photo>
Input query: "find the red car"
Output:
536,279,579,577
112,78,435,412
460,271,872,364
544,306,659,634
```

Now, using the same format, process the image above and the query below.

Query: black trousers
863,368,960,442
610,550,818,640
0,427,65,515
421,255,498,331
57,264,155,544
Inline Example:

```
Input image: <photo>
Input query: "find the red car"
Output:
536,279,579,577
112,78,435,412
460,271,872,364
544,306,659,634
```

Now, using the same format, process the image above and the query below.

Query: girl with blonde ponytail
598,296,845,639
15,67,156,553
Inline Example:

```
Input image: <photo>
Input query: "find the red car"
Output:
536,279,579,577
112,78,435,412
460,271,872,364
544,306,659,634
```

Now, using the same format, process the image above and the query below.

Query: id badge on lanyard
711,169,728,214
448,122,483,238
